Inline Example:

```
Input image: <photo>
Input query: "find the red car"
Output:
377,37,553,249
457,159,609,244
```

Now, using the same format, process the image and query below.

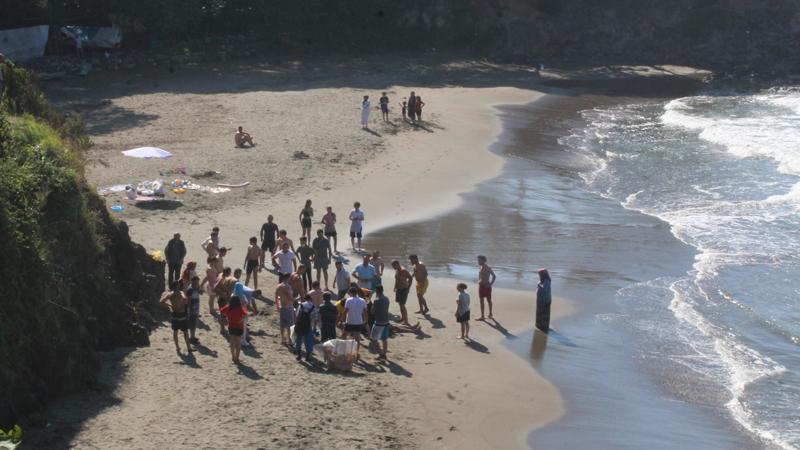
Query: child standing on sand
400,99,407,120
220,296,248,364
456,283,470,340
186,276,202,344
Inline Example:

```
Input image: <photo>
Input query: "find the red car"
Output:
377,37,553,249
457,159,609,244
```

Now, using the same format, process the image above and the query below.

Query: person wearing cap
201,227,221,258
164,232,187,288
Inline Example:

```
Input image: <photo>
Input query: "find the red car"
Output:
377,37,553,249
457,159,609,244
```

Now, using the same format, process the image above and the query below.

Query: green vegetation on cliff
0,68,162,429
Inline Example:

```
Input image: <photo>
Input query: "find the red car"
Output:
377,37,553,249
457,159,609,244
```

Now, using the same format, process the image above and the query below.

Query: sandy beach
31,58,572,449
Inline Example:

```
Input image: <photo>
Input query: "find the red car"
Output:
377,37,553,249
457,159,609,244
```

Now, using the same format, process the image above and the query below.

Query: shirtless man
371,250,385,287
160,281,193,354
392,260,413,324
201,227,221,258
409,254,429,314
289,265,308,303
215,267,237,332
243,236,263,288
477,255,497,320
275,230,295,253
274,274,295,346
321,206,338,253
234,126,255,147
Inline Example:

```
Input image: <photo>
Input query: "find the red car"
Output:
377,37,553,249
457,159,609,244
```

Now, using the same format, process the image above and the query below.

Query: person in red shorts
220,296,248,364
477,255,496,320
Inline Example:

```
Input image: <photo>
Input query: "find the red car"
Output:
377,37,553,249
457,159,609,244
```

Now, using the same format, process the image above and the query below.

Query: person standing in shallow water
536,268,552,332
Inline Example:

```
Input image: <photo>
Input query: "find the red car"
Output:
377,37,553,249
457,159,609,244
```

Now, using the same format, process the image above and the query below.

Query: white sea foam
564,92,800,449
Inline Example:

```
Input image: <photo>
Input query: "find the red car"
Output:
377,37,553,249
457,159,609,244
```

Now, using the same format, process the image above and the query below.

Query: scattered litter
110,205,124,212
97,184,128,196
217,181,250,188
122,147,173,159
293,151,310,160
136,179,166,197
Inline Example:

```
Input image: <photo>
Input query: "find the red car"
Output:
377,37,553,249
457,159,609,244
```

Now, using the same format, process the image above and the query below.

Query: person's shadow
486,318,517,340
381,359,413,378
464,338,490,354
176,351,201,368
192,342,218,358
242,344,263,359
421,313,445,329
236,361,263,380
363,127,382,137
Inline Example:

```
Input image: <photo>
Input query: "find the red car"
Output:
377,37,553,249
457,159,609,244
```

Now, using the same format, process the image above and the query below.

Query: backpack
295,304,314,336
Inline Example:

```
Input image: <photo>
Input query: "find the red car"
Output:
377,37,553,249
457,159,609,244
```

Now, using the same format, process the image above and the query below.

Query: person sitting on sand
372,285,391,359
234,126,254,148
343,287,368,357
410,254,429,314
220,296,248,364
456,283,471,340
477,255,496,320
160,281,193,354
392,260,413,325
333,260,350,300
243,237,263,289
275,274,295,346
319,292,339,343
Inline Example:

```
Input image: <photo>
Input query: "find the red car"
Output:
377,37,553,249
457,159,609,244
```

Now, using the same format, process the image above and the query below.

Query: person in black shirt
318,292,339,343
164,233,187,287
259,215,279,268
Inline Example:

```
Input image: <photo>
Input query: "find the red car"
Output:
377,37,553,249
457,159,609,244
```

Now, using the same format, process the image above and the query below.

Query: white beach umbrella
121,147,173,159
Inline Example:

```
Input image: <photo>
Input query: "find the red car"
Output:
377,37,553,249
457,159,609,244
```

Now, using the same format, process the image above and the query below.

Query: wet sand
364,86,766,448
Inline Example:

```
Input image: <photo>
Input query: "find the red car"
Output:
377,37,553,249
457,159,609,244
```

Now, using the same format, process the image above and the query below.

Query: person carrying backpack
295,295,316,361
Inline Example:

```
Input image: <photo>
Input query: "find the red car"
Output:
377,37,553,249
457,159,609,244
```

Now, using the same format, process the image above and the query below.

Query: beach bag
295,304,314,336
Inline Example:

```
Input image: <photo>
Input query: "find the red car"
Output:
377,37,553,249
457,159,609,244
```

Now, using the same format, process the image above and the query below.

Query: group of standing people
159,196,554,365
361,91,426,128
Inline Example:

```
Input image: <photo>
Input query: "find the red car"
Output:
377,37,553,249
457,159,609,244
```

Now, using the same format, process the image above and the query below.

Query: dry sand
34,59,571,449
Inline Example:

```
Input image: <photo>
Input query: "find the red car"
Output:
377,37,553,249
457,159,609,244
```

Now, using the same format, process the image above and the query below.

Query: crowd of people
161,200,553,366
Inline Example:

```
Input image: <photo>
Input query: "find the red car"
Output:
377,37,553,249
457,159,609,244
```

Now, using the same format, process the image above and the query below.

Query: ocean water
560,88,800,449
